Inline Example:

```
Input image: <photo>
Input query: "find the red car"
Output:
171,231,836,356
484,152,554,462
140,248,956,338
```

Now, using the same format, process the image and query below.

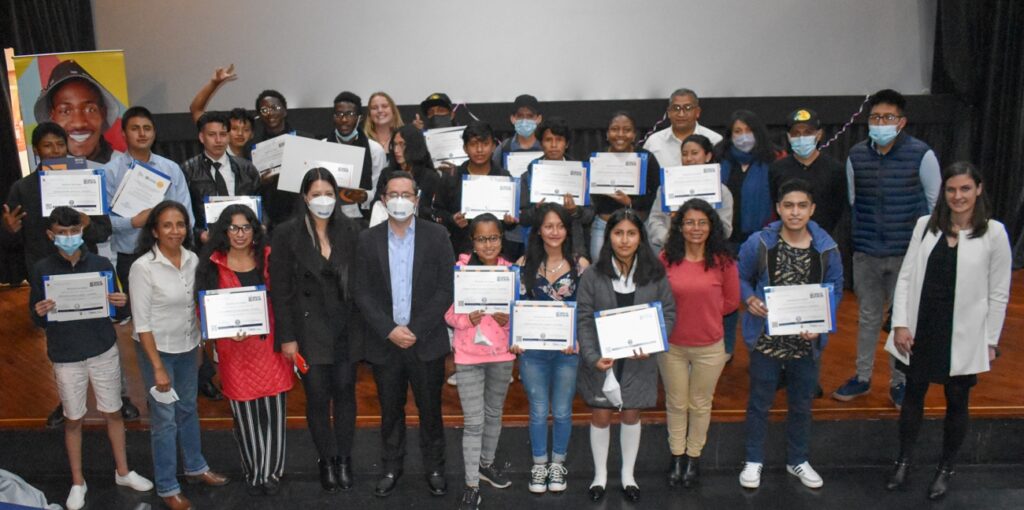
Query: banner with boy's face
13,50,129,169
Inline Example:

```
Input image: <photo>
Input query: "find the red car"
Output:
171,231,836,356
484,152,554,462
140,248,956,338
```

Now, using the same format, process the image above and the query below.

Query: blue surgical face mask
54,233,84,256
335,128,358,143
514,119,537,138
732,133,756,153
788,135,817,158
868,124,900,147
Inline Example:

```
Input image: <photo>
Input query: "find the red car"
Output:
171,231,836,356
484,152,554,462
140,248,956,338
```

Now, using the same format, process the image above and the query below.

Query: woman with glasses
372,124,440,221
270,168,362,493
195,204,292,496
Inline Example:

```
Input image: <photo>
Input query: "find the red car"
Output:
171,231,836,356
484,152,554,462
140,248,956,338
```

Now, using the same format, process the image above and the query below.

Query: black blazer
270,209,362,364
353,218,454,364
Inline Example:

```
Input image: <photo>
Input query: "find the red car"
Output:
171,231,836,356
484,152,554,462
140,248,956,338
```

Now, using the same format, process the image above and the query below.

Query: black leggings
303,362,357,460
898,374,972,464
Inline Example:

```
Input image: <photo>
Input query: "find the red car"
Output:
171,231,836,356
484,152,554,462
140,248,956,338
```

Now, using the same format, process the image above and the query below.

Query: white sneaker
739,462,763,489
547,462,568,492
66,483,87,510
115,470,154,491
447,373,458,386
787,462,823,488
528,464,548,494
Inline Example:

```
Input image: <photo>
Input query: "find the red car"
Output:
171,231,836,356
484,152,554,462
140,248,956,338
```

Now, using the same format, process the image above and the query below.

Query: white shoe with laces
547,462,568,492
787,461,824,488
115,470,154,491
447,373,458,386
66,483,87,510
739,462,763,489
528,464,548,494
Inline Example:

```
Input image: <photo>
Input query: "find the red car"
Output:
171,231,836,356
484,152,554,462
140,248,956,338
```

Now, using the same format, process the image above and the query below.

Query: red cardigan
209,247,293,401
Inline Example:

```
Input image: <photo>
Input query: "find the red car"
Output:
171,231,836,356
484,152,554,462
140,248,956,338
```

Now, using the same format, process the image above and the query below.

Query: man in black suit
353,171,455,498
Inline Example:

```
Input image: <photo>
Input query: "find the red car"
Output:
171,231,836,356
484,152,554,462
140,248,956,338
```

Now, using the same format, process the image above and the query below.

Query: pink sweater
444,254,516,365
662,254,740,347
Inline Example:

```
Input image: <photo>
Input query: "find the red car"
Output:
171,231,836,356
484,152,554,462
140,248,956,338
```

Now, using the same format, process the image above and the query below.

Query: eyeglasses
668,104,698,114
683,219,710,228
385,192,416,200
333,111,358,119
227,224,254,234
258,105,284,116
867,113,903,124
473,235,502,244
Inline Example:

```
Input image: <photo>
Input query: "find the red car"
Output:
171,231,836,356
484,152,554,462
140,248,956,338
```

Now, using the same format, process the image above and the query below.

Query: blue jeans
518,350,579,464
744,349,818,465
590,216,607,261
136,344,209,497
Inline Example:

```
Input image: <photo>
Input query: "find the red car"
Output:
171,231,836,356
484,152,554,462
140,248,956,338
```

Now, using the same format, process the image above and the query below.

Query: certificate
529,162,589,205
40,157,89,170
763,284,834,336
277,136,366,193
593,302,669,359
251,134,288,177
510,301,576,351
453,266,520,314
312,159,365,190
203,195,262,227
504,151,543,178
660,164,722,212
109,160,171,218
461,175,519,219
588,152,647,196
43,271,114,322
199,285,271,340
424,126,468,167
39,169,107,215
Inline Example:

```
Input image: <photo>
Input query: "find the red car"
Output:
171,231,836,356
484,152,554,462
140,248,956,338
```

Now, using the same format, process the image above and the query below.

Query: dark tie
208,158,229,196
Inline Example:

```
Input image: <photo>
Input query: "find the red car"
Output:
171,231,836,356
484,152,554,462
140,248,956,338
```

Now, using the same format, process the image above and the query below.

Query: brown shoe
186,471,231,487
162,493,192,510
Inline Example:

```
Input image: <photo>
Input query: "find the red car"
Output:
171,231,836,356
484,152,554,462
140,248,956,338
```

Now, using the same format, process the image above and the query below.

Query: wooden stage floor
2,272,1021,430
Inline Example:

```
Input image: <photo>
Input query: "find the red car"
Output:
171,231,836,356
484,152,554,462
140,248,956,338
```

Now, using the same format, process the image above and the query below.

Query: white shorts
52,344,123,420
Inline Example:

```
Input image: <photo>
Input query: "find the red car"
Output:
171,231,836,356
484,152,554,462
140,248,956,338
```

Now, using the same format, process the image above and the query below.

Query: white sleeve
985,222,1012,346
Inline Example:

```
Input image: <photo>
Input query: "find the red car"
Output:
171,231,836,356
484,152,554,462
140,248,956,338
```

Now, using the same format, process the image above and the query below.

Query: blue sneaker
832,376,870,401
890,383,906,409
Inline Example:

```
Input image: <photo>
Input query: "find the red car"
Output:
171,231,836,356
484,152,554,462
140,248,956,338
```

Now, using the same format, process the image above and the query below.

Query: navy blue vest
849,133,931,257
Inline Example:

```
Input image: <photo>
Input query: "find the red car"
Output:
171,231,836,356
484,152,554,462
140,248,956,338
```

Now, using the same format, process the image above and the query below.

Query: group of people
1,65,1012,510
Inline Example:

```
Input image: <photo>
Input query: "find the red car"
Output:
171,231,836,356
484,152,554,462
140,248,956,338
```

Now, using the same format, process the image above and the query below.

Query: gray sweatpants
456,361,514,487
853,252,906,386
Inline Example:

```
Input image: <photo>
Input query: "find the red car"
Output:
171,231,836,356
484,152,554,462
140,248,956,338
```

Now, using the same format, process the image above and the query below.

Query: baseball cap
420,92,453,114
786,108,820,130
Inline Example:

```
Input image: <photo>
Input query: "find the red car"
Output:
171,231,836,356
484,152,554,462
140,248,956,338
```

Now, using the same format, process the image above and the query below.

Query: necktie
208,158,229,196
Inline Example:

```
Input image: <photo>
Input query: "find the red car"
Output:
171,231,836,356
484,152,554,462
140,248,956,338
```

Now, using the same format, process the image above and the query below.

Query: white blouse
129,246,200,354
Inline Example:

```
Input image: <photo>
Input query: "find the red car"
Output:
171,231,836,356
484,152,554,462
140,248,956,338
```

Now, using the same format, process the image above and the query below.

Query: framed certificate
43,271,115,322
593,302,669,359
109,160,172,218
461,175,520,219
764,283,835,336
529,162,589,205
39,169,108,216
424,126,469,167
203,195,262,227
504,151,543,178
199,285,271,340
660,164,722,212
588,152,647,196
453,265,520,314
510,301,576,351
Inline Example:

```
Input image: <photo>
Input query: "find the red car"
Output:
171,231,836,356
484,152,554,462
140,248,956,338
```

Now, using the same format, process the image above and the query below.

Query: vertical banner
3,48,30,177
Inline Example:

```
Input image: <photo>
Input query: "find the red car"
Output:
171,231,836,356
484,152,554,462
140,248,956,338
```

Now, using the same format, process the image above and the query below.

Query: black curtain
932,0,1024,259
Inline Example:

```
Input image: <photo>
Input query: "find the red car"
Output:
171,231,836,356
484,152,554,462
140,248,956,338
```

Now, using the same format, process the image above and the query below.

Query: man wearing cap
493,94,543,170
643,88,722,167
325,91,388,222
768,109,847,233
34,60,122,164
417,93,457,130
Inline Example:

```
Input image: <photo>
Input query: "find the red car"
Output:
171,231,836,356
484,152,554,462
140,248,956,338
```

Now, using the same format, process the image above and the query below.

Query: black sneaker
458,486,481,510
479,463,511,489
46,404,64,428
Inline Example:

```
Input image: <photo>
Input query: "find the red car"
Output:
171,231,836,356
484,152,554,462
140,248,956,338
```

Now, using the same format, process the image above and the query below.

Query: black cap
34,59,120,127
420,92,453,113
786,108,820,130
512,94,540,114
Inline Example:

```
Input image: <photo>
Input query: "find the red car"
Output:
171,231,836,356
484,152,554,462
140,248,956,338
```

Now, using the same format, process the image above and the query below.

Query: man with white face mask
353,172,455,498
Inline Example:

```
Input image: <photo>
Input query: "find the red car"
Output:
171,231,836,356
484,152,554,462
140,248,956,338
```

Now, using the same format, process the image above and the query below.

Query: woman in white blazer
884,162,1011,500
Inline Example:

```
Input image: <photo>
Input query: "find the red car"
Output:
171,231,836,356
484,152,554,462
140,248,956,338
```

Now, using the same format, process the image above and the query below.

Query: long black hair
594,208,665,286
135,200,193,257
926,161,990,239
466,213,504,266
389,124,435,172
715,109,775,164
664,198,734,270
522,203,575,292
298,167,340,253
195,204,267,297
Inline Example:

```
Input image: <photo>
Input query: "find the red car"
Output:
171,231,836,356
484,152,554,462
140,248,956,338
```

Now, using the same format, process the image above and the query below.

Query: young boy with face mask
492,94,544,170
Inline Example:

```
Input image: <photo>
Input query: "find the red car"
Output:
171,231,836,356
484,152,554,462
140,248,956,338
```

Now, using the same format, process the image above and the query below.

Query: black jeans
372,351,446,472
898,374,972,464
303,362,358,460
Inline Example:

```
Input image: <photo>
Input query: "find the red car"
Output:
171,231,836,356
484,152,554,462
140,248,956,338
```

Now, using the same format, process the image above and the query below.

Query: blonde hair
363,91,405,146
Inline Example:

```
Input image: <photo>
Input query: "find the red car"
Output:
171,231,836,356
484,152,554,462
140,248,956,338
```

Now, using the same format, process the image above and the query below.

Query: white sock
590,424,610,488
620,421,642,488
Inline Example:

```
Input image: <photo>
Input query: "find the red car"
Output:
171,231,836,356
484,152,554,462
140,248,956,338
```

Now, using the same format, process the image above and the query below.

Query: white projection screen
93,0,937,114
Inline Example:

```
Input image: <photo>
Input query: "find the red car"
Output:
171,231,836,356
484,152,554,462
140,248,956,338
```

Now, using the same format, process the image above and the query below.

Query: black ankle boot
319,458,340,493
335,456,353,491
682,455,700,488
885,458,911,490
667,455,685,487
928,463,954,500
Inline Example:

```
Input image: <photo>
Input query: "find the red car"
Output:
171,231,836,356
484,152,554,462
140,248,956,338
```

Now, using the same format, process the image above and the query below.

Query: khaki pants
657,341,728,457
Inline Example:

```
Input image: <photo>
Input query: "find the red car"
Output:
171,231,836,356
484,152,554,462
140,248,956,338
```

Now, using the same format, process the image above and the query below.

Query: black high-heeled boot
682,455,700,488
335,456,353,491
667,455,685,487
319,458,340,493
885,458,911,490
927,463,954,500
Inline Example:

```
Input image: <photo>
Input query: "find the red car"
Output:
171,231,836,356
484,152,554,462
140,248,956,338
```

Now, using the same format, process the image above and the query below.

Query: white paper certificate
529,162,588,205
661,164,722,211
511,301,576,351
43,272,112,322
424,127,468,166
203,196,262,226
594,302,668,359
251,134,288,176
461,175,519,219
313,159,363,191
764,284,833,336
588,153,645,195
39,169,106,215
200,285,270,340
505,151,543,178
109,161,171,219
454,266,519,314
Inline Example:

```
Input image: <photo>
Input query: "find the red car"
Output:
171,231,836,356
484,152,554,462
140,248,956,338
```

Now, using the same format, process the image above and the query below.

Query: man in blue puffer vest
832,89,941,408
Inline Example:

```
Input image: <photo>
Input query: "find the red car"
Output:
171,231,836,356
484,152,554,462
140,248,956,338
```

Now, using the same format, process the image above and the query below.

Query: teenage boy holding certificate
28,207,152,510
736,178,843,491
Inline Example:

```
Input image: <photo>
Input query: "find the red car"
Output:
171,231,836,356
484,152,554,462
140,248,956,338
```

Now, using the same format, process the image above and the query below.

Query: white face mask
385,196,416,220
308,195,336,219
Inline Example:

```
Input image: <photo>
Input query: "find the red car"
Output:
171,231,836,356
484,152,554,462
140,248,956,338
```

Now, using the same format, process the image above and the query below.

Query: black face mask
426,115,453,129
